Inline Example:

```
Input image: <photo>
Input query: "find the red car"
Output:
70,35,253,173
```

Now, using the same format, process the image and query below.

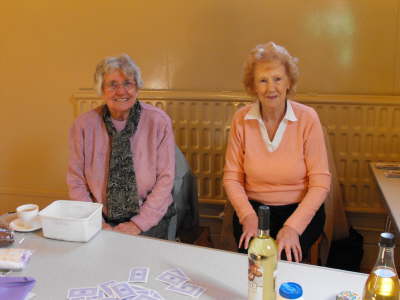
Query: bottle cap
379,232,395,247
279,282,303,299
258,205,270,230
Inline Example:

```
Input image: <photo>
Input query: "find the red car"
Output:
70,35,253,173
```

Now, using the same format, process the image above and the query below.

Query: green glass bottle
363,232,400,300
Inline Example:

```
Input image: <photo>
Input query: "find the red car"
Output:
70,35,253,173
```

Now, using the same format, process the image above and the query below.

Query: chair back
319,126,350,264
167,146,199,240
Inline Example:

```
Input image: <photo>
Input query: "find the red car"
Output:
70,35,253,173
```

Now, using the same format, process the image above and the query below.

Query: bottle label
248,254,276,300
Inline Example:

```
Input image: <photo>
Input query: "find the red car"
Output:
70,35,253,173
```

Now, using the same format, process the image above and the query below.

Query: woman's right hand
102,222,113,231
113,221,142,235
239,213,258,250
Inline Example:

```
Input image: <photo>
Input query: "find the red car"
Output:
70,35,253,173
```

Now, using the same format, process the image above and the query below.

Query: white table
11,230,367,300
370,163,400,234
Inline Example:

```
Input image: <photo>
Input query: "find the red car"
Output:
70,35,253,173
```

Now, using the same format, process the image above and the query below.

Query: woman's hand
239,213,258,250
276,225,302,262
102,222,113,231
113,221,142,236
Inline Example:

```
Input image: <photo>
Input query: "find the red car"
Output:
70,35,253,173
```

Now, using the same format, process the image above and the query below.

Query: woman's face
102,69,138,120
253,60,291,112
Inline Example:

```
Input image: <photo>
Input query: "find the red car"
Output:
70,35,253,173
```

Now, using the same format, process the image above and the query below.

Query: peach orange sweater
223,100,331,234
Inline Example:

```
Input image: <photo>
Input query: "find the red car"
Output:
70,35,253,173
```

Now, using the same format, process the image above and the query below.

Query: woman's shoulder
289,100,319,120
140,102,172,124
73,106,104,128
232,103,253,120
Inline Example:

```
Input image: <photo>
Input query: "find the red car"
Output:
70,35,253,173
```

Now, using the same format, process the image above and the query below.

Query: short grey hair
94,54,143,95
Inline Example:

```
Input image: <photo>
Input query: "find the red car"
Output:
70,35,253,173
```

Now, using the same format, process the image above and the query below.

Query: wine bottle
362,232,400,300
248,205,278,300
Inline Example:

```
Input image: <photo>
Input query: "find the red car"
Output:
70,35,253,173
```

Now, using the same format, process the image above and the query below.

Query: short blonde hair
243,42,299,96
94,54,143,96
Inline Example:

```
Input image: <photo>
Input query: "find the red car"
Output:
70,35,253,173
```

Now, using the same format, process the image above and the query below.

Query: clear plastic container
39,200,102,242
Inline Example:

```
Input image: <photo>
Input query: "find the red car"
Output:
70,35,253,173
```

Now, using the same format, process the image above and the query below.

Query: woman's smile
113,97,130,103
253,60,291,112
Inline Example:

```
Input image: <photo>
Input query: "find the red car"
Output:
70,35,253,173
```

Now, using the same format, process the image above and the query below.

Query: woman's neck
260,101,287,141
110,111,129,121
260,101,286,123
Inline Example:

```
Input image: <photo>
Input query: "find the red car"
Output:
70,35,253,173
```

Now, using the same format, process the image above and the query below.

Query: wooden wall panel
72,90,400,215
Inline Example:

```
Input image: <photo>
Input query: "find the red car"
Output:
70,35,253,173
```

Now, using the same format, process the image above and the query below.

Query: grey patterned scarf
103,101,142,222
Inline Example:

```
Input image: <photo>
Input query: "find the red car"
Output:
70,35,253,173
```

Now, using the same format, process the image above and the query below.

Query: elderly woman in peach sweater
223,42,331,262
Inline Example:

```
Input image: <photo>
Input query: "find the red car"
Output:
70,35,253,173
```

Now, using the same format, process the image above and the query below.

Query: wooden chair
220,200,238,252
307,126,350,265
309,235,322,265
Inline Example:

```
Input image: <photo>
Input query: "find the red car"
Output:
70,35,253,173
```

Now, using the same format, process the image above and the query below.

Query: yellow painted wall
1,0,400,213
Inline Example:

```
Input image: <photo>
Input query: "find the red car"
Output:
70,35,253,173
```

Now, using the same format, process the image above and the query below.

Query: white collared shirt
244,100,298,152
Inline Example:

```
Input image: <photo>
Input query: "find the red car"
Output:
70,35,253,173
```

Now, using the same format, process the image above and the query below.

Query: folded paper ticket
375,162,400,170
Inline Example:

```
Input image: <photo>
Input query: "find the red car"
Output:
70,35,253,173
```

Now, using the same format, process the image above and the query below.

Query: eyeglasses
103,80,136,92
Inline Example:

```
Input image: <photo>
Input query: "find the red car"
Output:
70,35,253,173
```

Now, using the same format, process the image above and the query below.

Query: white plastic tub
39,200,102,242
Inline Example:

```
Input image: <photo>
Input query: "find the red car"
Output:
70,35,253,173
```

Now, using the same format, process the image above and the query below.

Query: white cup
16,204,39,226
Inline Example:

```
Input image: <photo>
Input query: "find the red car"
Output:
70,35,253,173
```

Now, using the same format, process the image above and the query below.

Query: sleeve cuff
130,215,151,232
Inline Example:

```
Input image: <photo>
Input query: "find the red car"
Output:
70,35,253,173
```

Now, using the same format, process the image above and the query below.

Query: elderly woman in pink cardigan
223,42,331,262
67,54,175,239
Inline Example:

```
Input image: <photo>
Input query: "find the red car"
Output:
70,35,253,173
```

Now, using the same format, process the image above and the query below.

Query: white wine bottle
248,205,278,300
363,232,400,300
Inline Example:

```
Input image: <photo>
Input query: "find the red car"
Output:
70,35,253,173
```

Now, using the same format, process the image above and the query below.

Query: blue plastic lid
279,282,303,299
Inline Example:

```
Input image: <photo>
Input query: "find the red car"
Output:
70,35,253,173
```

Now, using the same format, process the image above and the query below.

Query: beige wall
1,0,400,214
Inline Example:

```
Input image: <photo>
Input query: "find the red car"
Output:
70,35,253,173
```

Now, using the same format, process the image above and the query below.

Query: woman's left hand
113,221,142,235
276,225,302,263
